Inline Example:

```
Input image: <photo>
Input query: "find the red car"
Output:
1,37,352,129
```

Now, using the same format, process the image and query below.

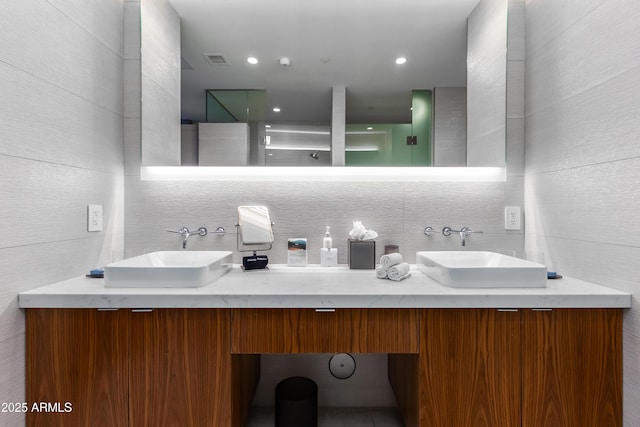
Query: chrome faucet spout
442,226,484,246
460,227,483,247
166,227,208,249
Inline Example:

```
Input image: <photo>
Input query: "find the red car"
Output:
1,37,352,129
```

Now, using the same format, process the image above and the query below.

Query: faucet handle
424,226,440,236
442,226,462,236
460,227,483,235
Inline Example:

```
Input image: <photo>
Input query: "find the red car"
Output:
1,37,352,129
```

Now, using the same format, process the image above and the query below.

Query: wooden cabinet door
26,308,129,427
129,309,234,427
231,308,418,354
522,308,622,427
418,309,521,427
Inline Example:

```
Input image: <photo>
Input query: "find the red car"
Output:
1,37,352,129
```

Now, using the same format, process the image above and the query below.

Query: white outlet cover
88,204,103,232
504,206,521,230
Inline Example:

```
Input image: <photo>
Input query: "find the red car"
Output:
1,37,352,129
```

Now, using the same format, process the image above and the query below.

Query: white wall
433,87,467,166
524,0,640,424
140,0,181,166
0,0,125,425
467,0,508,167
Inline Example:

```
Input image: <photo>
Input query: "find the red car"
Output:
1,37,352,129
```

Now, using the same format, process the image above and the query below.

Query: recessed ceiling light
273,107,281,112
265,124,271,128
395,57,408,65
247,57,258,65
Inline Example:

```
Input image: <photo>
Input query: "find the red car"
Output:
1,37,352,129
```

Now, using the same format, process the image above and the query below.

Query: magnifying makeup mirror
237,206,274,270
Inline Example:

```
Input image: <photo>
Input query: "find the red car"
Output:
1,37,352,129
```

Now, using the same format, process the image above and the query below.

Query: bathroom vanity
20,266,630,427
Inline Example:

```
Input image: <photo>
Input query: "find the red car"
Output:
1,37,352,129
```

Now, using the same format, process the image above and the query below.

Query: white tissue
387,262,411,281
380,253,403,269
349,221,378,241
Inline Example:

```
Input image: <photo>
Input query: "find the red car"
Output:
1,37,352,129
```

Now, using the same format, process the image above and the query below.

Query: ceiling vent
203,54,230,65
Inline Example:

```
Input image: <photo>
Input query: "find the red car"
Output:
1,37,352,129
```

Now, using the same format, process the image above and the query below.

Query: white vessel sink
104,251,233,288
416,251,547,288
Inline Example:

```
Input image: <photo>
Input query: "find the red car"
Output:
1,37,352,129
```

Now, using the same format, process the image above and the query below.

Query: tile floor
245,406,404,427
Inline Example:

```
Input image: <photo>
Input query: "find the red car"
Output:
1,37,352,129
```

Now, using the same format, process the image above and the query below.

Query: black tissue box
348,240,376,269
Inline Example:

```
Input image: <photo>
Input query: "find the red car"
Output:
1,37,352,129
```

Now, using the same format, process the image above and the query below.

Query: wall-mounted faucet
442,226,484,246
166,226,208,249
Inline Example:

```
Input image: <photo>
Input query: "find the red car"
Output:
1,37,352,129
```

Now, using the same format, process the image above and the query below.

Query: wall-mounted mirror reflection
141,0,507,168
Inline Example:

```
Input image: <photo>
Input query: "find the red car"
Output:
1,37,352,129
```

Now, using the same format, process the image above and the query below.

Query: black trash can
275,376,318,427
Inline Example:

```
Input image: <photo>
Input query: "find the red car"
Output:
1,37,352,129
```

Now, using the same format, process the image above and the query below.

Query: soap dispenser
321,226,338,267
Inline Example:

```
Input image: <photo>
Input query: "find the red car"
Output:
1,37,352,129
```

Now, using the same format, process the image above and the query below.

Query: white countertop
18,264,631,309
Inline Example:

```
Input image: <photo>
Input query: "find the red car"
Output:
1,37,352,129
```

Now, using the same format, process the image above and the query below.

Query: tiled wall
140,0,181,166
467,0,508,167
433,87,466,166
0,1,125,425
523,0,640,424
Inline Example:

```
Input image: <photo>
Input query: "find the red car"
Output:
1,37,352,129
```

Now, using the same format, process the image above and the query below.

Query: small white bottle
323,226,332,249
321,226,338,267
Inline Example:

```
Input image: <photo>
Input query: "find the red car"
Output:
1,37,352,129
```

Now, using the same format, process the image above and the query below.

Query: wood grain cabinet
419,308,521,427
129,309,240,427
522,308,622,427
389,308,622,427
26,308,258,427
26,307,622,427
231,308,419,354
26,308,129,427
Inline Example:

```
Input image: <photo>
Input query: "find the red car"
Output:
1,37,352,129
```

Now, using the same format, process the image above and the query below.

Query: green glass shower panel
345,124,391,166
410,90,432,166
345,123,420,166
390,123,413,166
205,90,266,123
206,91,238,122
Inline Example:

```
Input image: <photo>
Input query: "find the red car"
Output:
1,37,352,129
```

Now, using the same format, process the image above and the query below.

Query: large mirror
140,0,508,169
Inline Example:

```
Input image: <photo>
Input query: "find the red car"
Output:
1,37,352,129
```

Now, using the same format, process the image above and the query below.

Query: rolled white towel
387,262,411,281
388,272,411,282
380,253,403,269
376,265,388,279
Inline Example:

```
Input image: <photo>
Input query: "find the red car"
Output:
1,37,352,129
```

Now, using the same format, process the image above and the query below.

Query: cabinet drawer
231,308,418,354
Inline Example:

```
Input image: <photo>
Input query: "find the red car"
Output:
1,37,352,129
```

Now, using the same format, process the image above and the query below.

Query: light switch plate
88,204,103,232
504,206,521,230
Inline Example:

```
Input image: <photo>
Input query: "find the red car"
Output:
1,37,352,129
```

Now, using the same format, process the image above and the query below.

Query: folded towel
387,262,410,280
376,265,388,279
388,272,411,282
380,253,403,269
